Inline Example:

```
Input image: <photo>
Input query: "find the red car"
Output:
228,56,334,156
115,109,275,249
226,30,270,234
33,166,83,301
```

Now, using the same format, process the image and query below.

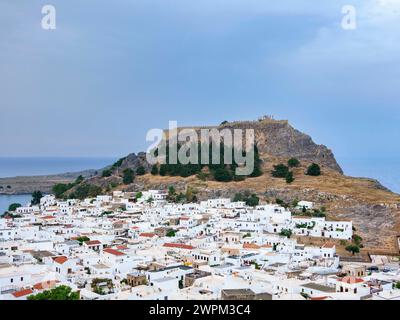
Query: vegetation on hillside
52,175,86,198
31,191,43,205
123,168,135,184
8,203,22,212
233,191,259,207
306,163,321,176
271,164,295,184
154,142,262,182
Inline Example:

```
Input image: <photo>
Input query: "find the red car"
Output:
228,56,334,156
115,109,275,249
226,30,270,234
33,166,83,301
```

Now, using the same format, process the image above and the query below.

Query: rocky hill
2,118,399,253
179,118,343,173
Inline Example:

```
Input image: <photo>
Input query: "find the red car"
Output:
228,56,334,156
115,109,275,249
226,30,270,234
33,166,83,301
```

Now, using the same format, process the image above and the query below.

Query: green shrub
288,158,300,168
123,168,135,184
345,245,360,255
150,165,158,175
306,163,321,176
285,171,294,184
27,285,79,300
8,203,22,212
280,229,292,238
102,169,112,177
271,164,289,178
136,166,146,176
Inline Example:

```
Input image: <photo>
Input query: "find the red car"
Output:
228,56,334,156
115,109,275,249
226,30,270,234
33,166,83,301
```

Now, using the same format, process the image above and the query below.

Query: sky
0,0,399,163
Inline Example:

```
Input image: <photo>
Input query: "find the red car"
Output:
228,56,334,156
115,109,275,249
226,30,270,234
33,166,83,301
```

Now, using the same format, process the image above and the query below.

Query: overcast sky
1,0,399,161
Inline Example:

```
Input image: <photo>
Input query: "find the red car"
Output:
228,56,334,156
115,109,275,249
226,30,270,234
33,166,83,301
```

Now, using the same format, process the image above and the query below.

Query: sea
0,156,398,213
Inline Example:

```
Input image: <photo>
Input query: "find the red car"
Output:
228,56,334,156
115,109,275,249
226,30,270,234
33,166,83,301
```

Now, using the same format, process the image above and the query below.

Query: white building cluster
0,191,399,300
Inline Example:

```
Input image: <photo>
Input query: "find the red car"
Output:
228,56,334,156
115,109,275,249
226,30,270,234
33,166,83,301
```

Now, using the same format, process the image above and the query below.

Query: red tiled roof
310,296,329,300
243,243,261,249
339,276,364,284
33,280,59,290
103,248,125,256
53,256,68,264
163,243,195,250
12,289,33,298
180,217,190,221
322,242,335,248
85,240,101,245
116,245,128,250
139,232,156,238
42,216,55,220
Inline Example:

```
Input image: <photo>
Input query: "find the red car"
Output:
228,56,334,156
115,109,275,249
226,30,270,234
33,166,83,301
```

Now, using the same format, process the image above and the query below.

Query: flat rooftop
301,282,336,293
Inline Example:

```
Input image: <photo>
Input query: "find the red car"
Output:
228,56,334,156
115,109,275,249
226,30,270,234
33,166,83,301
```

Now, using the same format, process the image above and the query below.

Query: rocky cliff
2,118,399,254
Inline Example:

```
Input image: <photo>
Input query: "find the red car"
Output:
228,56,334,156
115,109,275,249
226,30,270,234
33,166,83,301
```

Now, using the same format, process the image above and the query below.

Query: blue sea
0,157,116,214
0,156,398,214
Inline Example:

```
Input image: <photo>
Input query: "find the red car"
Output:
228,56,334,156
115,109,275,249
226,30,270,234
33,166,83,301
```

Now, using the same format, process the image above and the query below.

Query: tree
271,164,289,178
245,194,259,207
280,229,292,238
74,184,102,200
233,193,244,202
345,245,360,255
146,196,154,204
111,157,125,169
151,165,158,175
288,158,300,168
352,234,363,246
306,163,321,176
102,169,112,177
122,168,135,184
285,171,294,184
185,186,198,203
136,166,146,176
166,230,176,237
52,183,73,198
213,167,233,182
159,164,167,176
74,175,84,184
8,203,22,212
135,192,143,200
27,285,80,300
166,186,177,202
76,236,90,245
31,191,43,205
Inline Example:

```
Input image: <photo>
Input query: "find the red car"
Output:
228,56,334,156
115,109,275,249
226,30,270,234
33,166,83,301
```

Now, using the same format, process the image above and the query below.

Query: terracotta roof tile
139,232,156,238
84,240,102,245
243,243,261,249
103,248,125,256
33,280,59,290
339,276,364,284
53,256,68,264
12,289,33,298
163,243,195,250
